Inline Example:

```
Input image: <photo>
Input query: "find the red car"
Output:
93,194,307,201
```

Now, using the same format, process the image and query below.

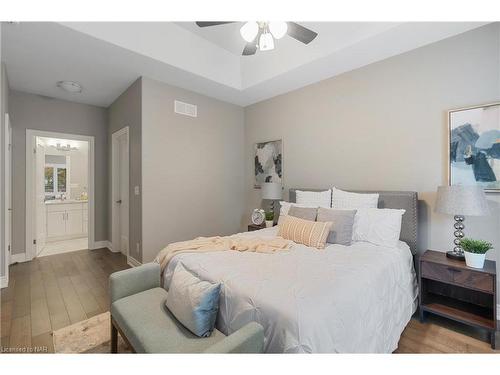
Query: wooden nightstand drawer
421,261,455,282
453,269,494,293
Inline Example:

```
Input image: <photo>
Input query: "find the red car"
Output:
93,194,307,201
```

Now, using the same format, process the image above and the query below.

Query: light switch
134,186,140,195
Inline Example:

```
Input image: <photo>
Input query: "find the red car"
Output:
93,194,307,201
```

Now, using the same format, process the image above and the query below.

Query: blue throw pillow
165,263,221,337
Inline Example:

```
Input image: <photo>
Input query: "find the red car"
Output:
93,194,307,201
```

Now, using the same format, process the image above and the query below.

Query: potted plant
265,211,274,228
460,238,493,269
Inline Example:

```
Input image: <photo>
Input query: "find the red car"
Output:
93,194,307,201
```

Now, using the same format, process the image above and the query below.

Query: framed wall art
448,102,500,192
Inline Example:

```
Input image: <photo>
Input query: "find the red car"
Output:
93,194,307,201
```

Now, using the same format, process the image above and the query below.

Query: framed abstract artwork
254,139,283,188
448,102,500,192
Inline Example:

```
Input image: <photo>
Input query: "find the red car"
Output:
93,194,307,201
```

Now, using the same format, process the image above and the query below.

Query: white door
112,128,129,256
4,114,12,282
47,211,66,238
35,142,46,255
66,209,83,236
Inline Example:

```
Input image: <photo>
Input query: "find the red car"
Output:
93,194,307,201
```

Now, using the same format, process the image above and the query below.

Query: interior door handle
116,200,122,204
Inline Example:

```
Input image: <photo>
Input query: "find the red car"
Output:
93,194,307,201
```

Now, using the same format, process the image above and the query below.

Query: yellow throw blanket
154,235,292,273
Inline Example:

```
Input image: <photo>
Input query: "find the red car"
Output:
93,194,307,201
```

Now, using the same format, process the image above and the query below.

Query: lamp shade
435,185,490,216
261,182,282,200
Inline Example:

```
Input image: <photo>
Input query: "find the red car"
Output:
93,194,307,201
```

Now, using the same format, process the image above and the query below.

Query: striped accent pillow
278,216,333,249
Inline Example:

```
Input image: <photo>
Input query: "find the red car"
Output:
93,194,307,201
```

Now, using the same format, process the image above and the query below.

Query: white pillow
352,208,405,248
295,189,331,208
332,187,379,209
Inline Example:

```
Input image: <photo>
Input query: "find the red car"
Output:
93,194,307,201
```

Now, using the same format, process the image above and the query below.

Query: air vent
174,100,197,118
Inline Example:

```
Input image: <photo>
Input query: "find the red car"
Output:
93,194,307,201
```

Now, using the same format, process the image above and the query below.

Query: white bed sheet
163,227,418,353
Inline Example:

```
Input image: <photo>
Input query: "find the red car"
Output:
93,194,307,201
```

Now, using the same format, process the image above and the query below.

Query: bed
163,189,419,353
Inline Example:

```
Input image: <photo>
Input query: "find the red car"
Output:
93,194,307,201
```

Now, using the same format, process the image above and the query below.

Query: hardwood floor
1,249,498,353
1,248,129,353
396,317,499,353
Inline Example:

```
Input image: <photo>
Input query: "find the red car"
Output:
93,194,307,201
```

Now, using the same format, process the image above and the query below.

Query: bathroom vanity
45,200,88,241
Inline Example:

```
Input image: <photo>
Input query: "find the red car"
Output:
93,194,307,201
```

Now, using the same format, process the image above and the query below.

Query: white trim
3,113,12,288
10,252,27,264
127,256,142,268
91,240,112,251
497,304,500,321
26,130,95,261
111,126,130,259
0,276,8,289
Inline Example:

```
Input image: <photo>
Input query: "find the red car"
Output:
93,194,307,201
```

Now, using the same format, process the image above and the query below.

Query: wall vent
174,100,197,118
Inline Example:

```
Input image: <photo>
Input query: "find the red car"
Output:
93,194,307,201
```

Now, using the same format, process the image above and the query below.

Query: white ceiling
1,21,489,107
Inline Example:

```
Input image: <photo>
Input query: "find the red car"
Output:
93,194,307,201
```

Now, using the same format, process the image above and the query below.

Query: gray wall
245,24,500,295
108,78,142,262
8,91,108,255
141,77,245,262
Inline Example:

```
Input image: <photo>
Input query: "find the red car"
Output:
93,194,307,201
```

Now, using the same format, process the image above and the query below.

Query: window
57,168,67,192
45,164,67,195
44,166,54,192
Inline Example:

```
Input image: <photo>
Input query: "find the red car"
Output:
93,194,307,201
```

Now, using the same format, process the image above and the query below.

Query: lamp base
446,251,465,261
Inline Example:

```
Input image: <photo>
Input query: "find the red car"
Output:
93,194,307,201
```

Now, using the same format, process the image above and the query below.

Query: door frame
111,126,130,257
26,129,95,261
2,114,12,288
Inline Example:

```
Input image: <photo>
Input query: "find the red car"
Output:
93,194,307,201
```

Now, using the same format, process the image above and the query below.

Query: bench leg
111,318,118,353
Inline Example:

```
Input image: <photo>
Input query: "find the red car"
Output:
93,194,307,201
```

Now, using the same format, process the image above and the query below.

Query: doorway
111,127,129,258
26,130,95,260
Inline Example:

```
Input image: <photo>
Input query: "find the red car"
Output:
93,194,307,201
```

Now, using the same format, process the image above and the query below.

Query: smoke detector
57,81,83,93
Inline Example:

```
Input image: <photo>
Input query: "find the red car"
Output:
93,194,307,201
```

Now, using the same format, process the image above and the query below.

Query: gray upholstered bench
109,263,265,353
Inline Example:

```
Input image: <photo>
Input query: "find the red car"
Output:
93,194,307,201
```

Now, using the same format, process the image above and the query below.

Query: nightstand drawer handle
447,267,459,272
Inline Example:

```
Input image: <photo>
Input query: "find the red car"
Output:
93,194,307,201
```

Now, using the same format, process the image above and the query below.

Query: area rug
53,312,132,353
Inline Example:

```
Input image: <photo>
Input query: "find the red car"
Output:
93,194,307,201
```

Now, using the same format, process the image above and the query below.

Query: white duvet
163,227,418,353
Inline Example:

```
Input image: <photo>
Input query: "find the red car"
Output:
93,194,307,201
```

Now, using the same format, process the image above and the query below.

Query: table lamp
261,182,282,214
435,185,490,260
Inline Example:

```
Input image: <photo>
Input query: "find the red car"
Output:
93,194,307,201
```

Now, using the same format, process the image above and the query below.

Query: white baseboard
92,240,112,251
127,256,142,268
0,276,9,289
10,253,27,264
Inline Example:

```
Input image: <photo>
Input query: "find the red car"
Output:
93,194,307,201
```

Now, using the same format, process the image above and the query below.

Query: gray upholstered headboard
288,189,418,254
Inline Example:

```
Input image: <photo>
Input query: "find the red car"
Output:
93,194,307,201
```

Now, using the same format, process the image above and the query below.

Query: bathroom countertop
45,199,88,205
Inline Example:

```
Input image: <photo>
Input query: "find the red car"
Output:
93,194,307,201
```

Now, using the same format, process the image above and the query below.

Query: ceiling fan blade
287,22,318,44
242,42,258,56
195,22,235,27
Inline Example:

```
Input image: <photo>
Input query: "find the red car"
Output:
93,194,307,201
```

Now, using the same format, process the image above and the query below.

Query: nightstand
419,250,497,348
248,223,265,232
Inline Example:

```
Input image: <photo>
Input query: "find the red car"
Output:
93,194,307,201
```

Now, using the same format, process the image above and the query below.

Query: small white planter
464,251,486,269
265,220,274,228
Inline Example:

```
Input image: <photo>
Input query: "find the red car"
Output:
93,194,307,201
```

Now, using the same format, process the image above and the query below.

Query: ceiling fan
195,22,318,56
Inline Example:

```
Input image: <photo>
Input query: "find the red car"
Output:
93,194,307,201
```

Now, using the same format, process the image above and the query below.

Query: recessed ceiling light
57,81,83,93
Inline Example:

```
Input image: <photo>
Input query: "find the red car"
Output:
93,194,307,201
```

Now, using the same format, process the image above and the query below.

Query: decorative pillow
278,201,317,225
278,216,332,249
288,206,318,221
165,263,221,337
316,208,356,245
295,189,332,208
352,208,405,248
331,187,379,210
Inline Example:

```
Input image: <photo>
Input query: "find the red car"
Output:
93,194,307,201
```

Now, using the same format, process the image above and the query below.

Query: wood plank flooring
396,318,499,353
1,248,128,353
1,248,498,353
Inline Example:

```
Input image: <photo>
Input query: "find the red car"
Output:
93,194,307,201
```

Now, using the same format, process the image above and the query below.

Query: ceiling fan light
259,32,275,51
269,22,287,39
240,21,259,42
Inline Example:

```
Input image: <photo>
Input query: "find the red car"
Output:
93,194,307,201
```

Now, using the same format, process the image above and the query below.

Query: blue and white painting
254,139,282,188
449,103,500,191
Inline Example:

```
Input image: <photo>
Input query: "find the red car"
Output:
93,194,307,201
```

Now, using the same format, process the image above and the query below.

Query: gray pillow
316,208,356,245
166,263,221,337
288,206,318,221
